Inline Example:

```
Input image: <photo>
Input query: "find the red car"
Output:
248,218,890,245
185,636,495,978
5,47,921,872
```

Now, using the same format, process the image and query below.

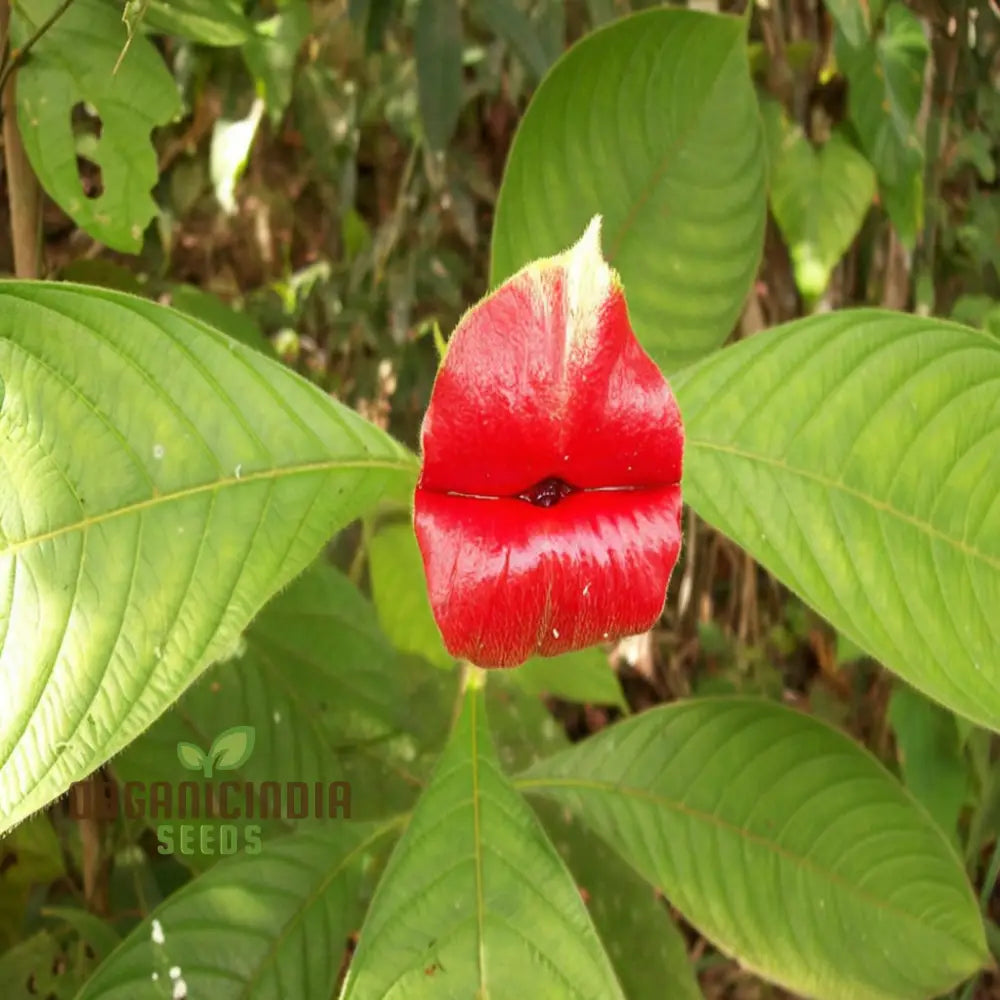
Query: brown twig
0,0,41,278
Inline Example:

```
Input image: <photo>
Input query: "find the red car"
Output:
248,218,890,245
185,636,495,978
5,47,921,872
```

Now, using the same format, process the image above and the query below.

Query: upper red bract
414,219,684,668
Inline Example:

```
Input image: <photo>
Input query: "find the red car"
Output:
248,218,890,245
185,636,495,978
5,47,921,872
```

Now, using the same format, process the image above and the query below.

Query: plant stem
956,835,1000,1000
0,0,41,278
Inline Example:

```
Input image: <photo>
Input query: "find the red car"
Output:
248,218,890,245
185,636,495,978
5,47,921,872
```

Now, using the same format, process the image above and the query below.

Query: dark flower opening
518,477,577,508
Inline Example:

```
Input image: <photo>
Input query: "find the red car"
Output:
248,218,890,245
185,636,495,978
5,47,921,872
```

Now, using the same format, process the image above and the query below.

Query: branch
0,0,42,278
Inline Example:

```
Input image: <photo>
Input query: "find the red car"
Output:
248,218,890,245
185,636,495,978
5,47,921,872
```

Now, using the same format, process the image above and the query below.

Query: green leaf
471,0,551,82
535,800,702,1000
415,0,464,151
0,816,64,949
879,151,925,249
770,125,876,300
514,647,628,711
40,905,121,962
368,520,454,670
208,724,256,773
825,0,870,47
243,6,313,127
0,283,414,834
673,310,1000,731
74,823,394,1000
888,683,968,844
11,0,180,252
0,930,93,999
143,0,250,45
175,742,206,772
837,2,928,188
520,697,988,999
341,686,626,999
114,562,454,867
491,8,766,371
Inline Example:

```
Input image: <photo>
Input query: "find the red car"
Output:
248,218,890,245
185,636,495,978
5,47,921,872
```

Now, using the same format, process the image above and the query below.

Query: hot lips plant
1,5,998,1000
414,218,684,668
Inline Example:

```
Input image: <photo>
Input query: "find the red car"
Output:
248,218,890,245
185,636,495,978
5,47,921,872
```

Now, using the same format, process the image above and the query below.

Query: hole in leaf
70,102,104,199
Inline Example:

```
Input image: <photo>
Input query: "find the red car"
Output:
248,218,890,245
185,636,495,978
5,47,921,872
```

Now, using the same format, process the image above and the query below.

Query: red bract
414,218,684,668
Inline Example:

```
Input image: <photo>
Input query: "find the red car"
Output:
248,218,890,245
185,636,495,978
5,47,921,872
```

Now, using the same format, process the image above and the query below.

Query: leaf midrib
687,438,1000,572
604,18,742,263
1,457,415,557
516,775,978,950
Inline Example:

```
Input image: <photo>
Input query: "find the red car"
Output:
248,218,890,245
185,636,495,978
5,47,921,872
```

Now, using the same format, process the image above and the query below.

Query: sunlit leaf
341,686,626,999
521,697,988,999
492,8,766,370
0,283,414,834
673,311,1000,731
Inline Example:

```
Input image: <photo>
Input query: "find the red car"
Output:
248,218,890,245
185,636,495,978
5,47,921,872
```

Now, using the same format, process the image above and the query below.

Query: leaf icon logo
176,726,255,778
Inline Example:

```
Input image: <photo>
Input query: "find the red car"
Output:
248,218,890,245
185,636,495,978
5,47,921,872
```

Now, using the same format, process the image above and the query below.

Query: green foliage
889,683,968,845
0,284,412,834
75,823,392,1000
515,648,627,711
143,0,250,45
113,561,453,867
491,8,766,371
1,1,998,997
11,0,180,252
674,310,1000,731
414,0,464,151
341,685,626,999
368,519,454,670
535,801,701,1000
769,122,876,302
836,2,929,246
521,697,988,999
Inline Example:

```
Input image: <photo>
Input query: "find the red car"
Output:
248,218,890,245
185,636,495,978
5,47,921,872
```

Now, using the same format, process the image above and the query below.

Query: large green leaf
75,822,394,999
340,685,626,999
673,310,1000,731
114,562,453,868
491,8,766,371
0,283,414,834
12,0,180,252
520,698,988,999
770,126,875,301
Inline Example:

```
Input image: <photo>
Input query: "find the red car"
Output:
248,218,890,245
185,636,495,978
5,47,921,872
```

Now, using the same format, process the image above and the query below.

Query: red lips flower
414,218,683,668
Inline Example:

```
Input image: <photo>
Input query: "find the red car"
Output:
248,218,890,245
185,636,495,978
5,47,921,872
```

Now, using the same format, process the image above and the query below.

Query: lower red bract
415,487,682,668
